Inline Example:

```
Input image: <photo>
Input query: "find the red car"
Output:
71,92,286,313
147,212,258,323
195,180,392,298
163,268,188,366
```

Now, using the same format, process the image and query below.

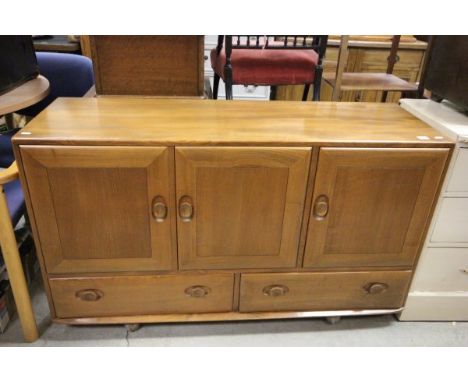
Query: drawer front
431,198,468,243
410,248,468,292
50,273,234,318
446,148,468,192
239,271,412,312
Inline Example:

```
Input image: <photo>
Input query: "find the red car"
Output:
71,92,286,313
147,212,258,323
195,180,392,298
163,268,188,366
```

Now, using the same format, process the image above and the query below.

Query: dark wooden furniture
211,35,328,100
276,36,428,103
13,98,453,326
33,36,80,53
88,36,205,97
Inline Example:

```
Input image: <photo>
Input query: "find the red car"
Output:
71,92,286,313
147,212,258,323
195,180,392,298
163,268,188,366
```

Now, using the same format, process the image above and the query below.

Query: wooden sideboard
12,99,452,325
276,37,427,103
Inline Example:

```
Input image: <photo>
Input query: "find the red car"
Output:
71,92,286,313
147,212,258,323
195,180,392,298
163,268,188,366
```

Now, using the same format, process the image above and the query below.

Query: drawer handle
179,195,194,222
263,284,289,297
185,285,211,298
364,282,388,295
151,196,168,222
313,195,329,220
75,289,104,302
459,269,468,274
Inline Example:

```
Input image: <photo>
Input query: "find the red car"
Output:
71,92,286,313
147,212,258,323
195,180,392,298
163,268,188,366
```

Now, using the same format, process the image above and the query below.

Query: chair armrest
0,162,19,185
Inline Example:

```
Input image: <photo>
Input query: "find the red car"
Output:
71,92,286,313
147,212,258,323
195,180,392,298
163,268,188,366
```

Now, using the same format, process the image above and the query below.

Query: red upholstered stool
210,35,328,100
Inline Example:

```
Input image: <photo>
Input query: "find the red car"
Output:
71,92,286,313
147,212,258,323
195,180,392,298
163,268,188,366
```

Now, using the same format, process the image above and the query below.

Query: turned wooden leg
325,316,341,325
0,186,38,342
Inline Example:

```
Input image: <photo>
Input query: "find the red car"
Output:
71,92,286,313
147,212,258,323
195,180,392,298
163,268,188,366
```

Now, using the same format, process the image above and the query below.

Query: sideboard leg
125,324,141,332
325,316,341,325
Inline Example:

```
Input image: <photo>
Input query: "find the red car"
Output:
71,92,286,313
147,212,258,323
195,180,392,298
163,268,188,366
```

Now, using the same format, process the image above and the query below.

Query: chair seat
4,179,25,227
211,48,319,86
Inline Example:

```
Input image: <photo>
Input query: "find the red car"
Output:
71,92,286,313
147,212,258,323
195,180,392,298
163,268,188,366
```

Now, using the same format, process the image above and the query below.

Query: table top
0,75,50,115
33,35,80,52
13,97,454,148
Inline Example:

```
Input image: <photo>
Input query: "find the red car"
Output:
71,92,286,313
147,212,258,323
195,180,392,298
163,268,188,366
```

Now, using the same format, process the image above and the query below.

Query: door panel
303,148,448,268
21,146,176,274
176,147,311,269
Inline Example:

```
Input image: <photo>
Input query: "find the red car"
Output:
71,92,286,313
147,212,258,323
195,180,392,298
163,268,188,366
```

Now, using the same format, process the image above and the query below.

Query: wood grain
176,147,311,269
89,36,204,96
12,98,453,148
20,146,177,274
54,307,404,325
239,270,412,312
50,273,234,318
303,148,449,268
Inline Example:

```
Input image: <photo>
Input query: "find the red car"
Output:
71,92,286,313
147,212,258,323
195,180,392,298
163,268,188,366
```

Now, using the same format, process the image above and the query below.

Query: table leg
0,186,38,343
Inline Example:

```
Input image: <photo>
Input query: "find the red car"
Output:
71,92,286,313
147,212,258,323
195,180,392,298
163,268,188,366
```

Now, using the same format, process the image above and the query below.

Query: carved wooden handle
75,289,104,302
364,282,388,295
263,284,289,297
185,285,211,298
313,195,329,219
179,195,194,222
152,196,168,222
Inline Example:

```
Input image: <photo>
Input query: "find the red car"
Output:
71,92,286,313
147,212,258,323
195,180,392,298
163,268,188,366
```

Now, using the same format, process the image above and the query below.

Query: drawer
410,248,468,292
430,198,468,243
239,271,412,312
446,148,468,192
50,273,234,318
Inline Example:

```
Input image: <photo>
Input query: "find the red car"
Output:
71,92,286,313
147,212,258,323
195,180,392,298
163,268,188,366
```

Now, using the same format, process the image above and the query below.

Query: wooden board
175,147,311,269
239,270,412,312
12,98,454,148
89,36,204,96
20,146,177,274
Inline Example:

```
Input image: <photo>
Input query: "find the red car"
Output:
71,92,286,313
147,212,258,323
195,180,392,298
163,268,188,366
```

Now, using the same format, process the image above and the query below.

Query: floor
1,279,468,346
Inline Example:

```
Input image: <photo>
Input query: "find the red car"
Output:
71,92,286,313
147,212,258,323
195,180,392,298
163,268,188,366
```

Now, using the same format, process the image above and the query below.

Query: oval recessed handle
263,284,289,297
313,195,329,220
364,282,388,295
151,196,168,222
185,285,211,298
75,289,104,302
179,195,194,222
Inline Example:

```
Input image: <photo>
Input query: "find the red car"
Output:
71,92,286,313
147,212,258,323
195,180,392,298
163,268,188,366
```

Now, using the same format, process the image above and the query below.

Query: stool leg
0,187,38,342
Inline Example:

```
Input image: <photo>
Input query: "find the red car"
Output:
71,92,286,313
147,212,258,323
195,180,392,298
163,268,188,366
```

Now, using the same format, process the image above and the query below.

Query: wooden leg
213,73,220,100
302,84,310,101
0,186,38,342
312,67,324,101
5,113,15,130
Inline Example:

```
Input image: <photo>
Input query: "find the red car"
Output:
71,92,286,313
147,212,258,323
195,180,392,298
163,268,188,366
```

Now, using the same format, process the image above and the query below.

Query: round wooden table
0,75,50,116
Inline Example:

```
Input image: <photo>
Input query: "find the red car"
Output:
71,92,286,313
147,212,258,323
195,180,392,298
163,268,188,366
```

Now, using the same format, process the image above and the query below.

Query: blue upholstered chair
19,52,94,117
0,52,94,342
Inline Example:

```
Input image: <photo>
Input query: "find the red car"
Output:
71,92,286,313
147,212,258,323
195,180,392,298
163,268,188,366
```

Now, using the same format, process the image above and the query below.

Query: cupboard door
21,146,176,274
303,148,449,268
176,147,311,269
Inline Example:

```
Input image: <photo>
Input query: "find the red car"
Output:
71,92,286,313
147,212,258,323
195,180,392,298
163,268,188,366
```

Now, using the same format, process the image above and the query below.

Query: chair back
217,35,328,61
18,52,94,117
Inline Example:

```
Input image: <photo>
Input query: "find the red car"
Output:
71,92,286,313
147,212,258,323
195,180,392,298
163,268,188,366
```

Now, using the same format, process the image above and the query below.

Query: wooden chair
324,35,421,102
0,129,38,342
210,35,328,100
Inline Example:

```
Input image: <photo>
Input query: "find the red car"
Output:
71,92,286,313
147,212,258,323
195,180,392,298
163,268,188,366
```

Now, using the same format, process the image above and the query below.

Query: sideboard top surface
13,98,454,147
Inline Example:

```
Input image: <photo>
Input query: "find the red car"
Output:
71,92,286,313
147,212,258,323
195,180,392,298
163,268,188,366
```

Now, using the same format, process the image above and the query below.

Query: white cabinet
204,35,270,101
430,198,468,244
399,99,468,321
446,148,468,192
